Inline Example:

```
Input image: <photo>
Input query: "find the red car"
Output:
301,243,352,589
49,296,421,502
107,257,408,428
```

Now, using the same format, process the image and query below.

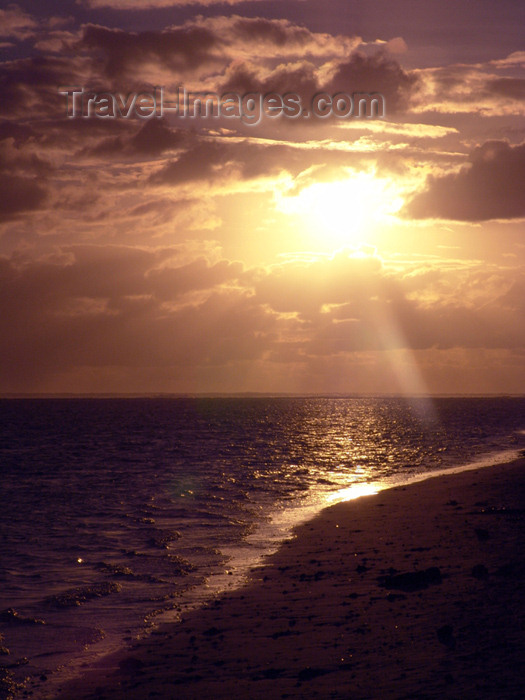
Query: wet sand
58,459,525,699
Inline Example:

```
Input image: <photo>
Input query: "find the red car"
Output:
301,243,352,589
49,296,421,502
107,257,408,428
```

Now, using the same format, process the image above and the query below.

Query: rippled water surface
1,396,524,696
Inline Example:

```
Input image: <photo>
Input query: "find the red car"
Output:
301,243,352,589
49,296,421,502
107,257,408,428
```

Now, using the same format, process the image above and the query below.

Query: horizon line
1,392,524,400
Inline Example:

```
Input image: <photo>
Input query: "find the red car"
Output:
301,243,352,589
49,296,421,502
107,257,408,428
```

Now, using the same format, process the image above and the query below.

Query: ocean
1,396,524,697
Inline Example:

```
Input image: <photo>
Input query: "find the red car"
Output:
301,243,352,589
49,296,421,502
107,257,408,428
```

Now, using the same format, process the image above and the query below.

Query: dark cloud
0,173,47,222
0,138,54,178
75,16,360,85
0,55,82,118
0,6,37,40
324,51,418,114
218,59,319,102
403,140,525,221
149,132,375,189
81,119,188,158
218,50,418,121
149,139,291,186
83,0,267,7
0,246,259,390
78,23,221,81
0,120,37,144
485,77,525,101
147,258,244,299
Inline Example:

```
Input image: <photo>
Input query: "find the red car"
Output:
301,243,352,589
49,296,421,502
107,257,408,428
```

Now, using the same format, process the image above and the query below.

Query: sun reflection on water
326,481,381,503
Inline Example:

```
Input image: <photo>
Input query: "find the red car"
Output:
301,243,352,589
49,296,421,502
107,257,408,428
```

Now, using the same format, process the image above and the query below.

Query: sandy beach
57,459,525,700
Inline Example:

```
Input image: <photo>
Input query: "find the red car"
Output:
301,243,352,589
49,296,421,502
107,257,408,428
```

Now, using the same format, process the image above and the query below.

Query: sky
1,0,524,395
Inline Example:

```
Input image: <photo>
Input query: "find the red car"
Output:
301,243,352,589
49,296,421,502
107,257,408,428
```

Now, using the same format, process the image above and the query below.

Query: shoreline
52,456,525,700
186,447,525,612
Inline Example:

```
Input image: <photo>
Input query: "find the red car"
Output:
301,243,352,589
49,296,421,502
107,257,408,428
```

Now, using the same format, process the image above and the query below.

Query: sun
276,172,403,249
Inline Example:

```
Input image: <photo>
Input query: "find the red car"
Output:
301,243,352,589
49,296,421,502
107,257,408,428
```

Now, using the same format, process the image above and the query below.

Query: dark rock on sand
386,593,407,602
297,667,330,682
258,668,285,679
495,561,524,578
471,564,489,579
436,624,456,649
475,527,490,541
118,657,145,674
377,567,442,592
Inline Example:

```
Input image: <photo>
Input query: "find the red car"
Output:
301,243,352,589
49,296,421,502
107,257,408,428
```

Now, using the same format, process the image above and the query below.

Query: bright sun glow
277,172,403,248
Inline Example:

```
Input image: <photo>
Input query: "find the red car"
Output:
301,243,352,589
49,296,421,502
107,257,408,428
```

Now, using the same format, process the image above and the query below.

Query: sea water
0,396,524,697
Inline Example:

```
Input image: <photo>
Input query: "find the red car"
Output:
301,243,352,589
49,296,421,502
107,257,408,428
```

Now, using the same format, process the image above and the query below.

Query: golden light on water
276,173,404,249
326,481,380,503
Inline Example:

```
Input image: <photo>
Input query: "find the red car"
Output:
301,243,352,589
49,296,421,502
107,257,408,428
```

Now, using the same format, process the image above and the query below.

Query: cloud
0,5,36,40
384,37,408,55
0,246,523,392
403,140,525,221
254,252,385,317
0,135,54,177
336,119,458,140
0,173,48,222
82,0,272,7
0,127,54,226
148,133,374,193
218,58,319,101
0,54,87,118
412,55,525,116
193,15,359,58
77,16,358,83
485,77,525,101
254,253,525,356
0,245,263,390
217,49,418,118
81,119,188,158
78,23,221,81
149,138,291,187
323,51,418,114
490,51,525,69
